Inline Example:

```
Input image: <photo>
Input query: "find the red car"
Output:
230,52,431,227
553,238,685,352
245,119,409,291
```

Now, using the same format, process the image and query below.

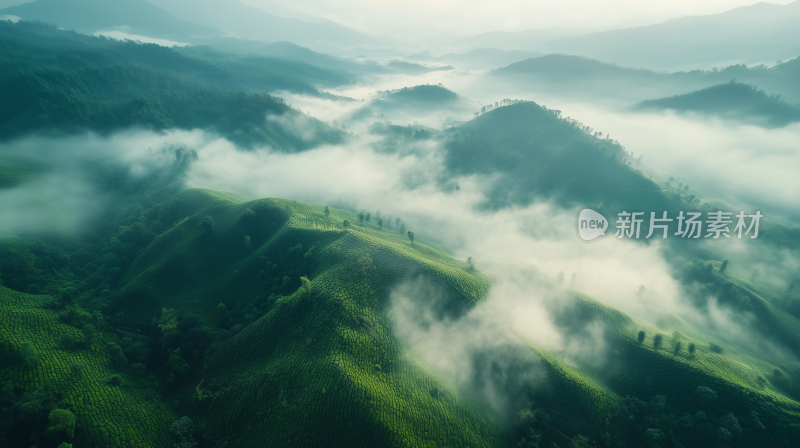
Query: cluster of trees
637,330,697,355
378,84,459,104
0,382,76,447
516,387,764,448
475,98,528,117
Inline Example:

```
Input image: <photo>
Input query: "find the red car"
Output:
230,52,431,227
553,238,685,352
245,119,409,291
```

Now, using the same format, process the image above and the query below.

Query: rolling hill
0,0,222,43
2,185,800,447
635,81,800,127
488,54,800,104
406,48,544,70
543,1,800,71
0,20,348,148
146,0,383,53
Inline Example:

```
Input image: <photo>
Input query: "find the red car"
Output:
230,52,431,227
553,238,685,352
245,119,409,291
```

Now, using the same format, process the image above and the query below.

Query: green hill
385,84,461,105
0,0,222,43
635,81,800,127
0,20,349,149
542,1,800,72
489,54,800,104
350,84,463,122
443,100,677,211
442,100,800,248
2,187,800,447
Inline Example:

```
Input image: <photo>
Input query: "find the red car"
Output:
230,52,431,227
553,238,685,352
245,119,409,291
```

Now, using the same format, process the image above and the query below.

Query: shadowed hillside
0,0,222,42
635,81,800,127
0,21,347,149
489,54,800,104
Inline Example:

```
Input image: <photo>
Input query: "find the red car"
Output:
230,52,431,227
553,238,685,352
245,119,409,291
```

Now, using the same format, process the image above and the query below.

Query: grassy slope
109,188,507,447
0,286,176,447
554,290,800,447
2,186,799,446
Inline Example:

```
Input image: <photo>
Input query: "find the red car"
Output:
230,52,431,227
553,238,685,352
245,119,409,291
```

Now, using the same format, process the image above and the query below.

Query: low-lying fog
2,64,798,417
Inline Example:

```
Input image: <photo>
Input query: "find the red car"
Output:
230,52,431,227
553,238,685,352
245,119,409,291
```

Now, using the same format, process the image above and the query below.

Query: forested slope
0,21,349,149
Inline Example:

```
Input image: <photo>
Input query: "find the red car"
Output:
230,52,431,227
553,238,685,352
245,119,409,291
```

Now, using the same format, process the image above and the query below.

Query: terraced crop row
0,287,175,447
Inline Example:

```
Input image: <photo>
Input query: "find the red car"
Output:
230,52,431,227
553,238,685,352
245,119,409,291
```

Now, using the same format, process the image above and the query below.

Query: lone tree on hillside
170,416,197,448
637,331,646,344
653,334,663,349
81,324,97,344
720,259,729,273
20,340,38,366
688,342,696,355
407,231,415,245
366,212,371,222
377,218,383,229
324,206,330,218
70,363,84,381
695,386,717,403
342,220,350,230
201,215,215,233
358,213,364,225
46,409,76,444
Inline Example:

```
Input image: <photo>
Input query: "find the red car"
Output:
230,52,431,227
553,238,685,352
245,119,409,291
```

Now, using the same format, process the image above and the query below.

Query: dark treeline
0,20,348,148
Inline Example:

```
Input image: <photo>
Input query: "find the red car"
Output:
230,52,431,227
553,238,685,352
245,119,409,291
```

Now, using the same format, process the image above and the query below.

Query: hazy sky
243,0,796,39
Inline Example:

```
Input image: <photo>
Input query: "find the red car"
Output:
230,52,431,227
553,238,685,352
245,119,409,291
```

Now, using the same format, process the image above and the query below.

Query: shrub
695,386,717,402
20,340,38,366
171,416,197,448
709,343,724,354
637,331,645,344
200,215,215,233
215,303,230,327
124,341,152,364
720,413,742,436
167,348,189,383
299,276,312,295
46,408,76,441
107,343,129,370
60,333,85,350
653,334,663,349
688,342,696,354
70,363,84,380
81,324,97,343
131,363,147,375
357,255,374,275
